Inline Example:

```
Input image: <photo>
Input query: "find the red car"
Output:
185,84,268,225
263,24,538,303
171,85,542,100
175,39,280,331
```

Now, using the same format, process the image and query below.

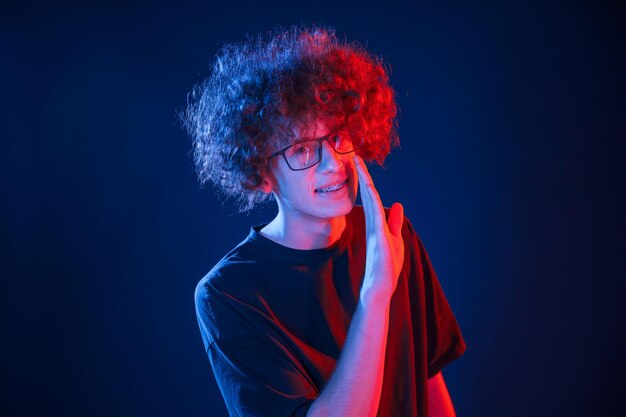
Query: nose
318,139,344,171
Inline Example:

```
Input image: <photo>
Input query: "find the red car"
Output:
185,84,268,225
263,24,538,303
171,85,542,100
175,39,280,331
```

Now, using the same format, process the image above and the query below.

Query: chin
314,197,355,219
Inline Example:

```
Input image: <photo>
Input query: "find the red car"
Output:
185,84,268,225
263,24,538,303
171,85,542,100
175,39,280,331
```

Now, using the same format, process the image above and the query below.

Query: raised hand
353,155,405,307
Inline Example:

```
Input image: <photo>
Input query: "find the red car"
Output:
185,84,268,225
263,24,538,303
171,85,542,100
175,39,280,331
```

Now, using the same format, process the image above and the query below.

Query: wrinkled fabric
195,205,466,416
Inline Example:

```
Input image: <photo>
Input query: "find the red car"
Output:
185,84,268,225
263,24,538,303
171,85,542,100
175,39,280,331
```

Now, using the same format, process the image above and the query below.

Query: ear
258,177,273,194
257,168,276,194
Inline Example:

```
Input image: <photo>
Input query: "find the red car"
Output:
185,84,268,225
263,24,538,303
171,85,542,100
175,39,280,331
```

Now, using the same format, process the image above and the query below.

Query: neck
260,211,347,250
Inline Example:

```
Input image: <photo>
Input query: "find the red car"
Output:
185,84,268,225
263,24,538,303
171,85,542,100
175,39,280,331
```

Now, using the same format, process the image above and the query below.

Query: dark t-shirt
195,205,466,417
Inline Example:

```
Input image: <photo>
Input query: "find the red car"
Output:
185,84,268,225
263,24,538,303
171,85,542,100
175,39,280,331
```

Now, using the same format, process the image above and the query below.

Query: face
260,118,359,225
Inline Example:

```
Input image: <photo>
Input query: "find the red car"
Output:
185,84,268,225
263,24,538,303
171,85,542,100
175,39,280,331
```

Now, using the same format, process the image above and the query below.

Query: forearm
306,289,391,417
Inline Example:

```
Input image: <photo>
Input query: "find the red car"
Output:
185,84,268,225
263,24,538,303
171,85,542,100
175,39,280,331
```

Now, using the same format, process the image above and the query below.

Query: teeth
316,180,346,192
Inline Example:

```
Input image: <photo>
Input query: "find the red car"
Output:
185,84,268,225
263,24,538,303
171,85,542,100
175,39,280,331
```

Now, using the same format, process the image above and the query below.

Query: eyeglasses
268,129,364,171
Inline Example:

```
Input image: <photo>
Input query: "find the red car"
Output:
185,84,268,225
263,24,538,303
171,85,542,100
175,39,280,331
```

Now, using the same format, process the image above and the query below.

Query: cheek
346,159,357,180
346,163,359,195
289,173,317,198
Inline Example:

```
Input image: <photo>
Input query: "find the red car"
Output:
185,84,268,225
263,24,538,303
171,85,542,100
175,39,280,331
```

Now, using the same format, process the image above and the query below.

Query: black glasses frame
268,130,364,171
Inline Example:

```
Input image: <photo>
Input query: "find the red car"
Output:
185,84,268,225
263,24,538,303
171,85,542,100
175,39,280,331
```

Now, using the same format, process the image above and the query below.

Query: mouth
314,179,348,193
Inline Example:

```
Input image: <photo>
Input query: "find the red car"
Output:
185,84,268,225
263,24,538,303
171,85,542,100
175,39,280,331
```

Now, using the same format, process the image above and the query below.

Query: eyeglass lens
285,133,363,169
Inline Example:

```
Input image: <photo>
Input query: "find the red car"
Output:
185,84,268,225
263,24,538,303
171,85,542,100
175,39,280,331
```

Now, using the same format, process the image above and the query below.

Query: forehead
294,118,330,139
287,116,332,143
273,117,332,149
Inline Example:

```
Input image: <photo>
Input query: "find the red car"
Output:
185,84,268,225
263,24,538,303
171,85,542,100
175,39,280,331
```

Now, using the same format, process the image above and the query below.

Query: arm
305,290,392,417
306,155,405,417
428,372,456,417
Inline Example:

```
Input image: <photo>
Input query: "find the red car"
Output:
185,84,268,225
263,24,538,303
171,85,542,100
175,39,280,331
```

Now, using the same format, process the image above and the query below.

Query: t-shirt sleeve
195,277,318,417
404,217,467,378
208,336,317,417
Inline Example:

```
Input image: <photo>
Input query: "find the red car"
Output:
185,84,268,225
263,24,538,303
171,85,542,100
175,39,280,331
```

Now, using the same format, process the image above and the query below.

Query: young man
182,25,466,417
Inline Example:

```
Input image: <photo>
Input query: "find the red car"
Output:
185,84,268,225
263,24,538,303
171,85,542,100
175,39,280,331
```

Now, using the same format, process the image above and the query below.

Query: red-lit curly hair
180,24,399,213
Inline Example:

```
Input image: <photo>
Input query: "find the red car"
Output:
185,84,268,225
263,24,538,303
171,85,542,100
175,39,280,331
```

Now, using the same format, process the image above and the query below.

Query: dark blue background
2,1,624,416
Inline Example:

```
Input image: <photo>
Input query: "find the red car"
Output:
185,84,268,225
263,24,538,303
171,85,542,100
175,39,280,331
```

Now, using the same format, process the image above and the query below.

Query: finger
353,155,386,232
353,155,385,226
387,202,404,237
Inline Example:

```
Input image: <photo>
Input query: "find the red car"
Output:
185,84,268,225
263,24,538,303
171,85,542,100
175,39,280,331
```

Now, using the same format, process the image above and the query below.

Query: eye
292,142,315,154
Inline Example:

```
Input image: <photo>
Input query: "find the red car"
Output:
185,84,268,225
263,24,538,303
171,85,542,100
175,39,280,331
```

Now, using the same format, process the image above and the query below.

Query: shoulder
194,249,260,303
194,253,266,344
194,260,224,307
193,234,258,300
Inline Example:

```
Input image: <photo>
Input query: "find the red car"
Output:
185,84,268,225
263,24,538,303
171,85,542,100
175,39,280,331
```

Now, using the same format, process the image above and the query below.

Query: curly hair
179,24,400,213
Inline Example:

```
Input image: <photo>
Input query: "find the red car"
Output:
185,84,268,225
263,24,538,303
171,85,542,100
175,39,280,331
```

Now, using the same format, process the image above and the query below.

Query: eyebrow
294,131,334,143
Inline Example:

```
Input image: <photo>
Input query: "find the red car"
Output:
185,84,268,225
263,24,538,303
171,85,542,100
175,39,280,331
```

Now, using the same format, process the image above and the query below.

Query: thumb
387,202,404,237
